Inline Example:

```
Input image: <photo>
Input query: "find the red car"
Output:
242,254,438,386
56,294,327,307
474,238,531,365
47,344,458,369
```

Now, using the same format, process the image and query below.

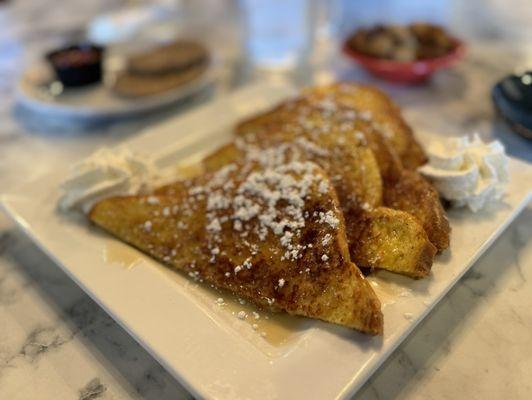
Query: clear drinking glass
240,0,312,70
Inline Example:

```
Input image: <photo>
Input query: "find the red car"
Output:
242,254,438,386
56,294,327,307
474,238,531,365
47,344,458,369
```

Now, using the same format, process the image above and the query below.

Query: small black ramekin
46,44,104,87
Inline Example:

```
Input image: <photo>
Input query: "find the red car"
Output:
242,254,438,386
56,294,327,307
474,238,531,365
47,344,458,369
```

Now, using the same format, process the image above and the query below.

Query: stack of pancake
112,40,209,97
89,82,450,335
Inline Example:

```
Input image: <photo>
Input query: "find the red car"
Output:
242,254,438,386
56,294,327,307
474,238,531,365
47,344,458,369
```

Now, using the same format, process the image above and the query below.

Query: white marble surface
0,0,531,399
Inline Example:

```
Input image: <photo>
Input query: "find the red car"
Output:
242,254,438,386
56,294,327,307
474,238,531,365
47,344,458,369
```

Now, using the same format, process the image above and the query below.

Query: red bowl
342,39,466,84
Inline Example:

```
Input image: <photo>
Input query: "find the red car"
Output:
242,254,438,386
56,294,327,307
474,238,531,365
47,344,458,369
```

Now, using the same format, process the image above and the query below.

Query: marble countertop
1,1,531,399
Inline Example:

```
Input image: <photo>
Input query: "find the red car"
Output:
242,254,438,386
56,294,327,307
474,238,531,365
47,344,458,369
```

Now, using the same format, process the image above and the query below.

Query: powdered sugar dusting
146,150,344,291
196,157,338,269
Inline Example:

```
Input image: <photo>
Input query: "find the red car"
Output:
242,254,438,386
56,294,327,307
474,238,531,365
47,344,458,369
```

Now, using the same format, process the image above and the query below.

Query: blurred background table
0,0,531,399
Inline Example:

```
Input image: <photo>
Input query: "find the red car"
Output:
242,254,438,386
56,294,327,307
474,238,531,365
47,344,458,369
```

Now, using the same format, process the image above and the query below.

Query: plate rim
15,60,218,120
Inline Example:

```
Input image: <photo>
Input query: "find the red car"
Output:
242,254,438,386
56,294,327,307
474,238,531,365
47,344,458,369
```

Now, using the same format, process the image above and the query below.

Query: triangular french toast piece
202,130,437,278
239,82,426,169
90,161,383,335
300,82,427,169
384,169,450,252
235,96,404,182
352,207,437,278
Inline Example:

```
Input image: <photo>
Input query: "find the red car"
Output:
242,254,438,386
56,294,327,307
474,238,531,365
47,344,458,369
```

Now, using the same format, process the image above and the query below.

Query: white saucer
16,61,216,120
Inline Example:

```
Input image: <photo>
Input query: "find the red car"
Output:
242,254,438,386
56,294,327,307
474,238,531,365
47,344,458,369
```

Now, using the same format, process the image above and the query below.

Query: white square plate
2,81,531,399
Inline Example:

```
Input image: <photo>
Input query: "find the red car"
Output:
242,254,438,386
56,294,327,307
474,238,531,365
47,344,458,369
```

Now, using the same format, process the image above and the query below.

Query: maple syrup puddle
201,284,309,347
102,241,308,347
367,274,412,308
103,241,144,269
175,162,204,179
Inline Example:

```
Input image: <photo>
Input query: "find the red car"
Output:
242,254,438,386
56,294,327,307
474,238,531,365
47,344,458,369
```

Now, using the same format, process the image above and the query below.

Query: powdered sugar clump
318,210,340,229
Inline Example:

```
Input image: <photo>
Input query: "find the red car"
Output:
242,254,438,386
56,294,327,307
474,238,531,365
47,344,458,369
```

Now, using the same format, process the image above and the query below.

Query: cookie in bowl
343,23,465,83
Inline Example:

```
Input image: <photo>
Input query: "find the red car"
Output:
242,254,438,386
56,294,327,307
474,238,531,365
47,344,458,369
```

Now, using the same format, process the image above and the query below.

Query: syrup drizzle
102,242,307,347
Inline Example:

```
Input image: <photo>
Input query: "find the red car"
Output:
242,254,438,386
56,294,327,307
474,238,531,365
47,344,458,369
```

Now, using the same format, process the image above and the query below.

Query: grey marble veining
0,0,531,399
0,219,194,399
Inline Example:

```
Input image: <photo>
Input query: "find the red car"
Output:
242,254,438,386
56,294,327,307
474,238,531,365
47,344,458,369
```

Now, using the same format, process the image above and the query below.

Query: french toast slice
236,96,403,182
90,161,383,334
352,208,436,278
205,130,384,213
300,82,427,169
202,131,436,278
384,169,450,252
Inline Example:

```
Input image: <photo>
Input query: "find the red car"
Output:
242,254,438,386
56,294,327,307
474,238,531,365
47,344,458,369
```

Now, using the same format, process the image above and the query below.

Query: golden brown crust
300,82,428,169
237,100,405,182
350,207,437,278
353,120,404,183
206,132,383,213
90,161,383,335
383,169,450,252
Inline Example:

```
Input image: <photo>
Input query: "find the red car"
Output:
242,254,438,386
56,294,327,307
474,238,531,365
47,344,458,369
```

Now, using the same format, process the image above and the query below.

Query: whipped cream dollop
418,134,509,212
59,147,160,213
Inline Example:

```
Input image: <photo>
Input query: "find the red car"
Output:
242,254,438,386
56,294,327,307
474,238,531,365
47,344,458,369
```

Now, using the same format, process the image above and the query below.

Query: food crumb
147,196,159,205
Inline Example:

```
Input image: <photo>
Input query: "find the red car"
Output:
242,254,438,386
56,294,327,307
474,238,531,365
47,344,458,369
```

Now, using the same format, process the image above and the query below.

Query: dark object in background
47,44,104,87
492,72,532,139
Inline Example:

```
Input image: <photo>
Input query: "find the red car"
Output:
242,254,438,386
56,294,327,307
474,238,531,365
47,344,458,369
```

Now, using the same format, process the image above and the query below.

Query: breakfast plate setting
2,80,531,400
16,40,217,120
